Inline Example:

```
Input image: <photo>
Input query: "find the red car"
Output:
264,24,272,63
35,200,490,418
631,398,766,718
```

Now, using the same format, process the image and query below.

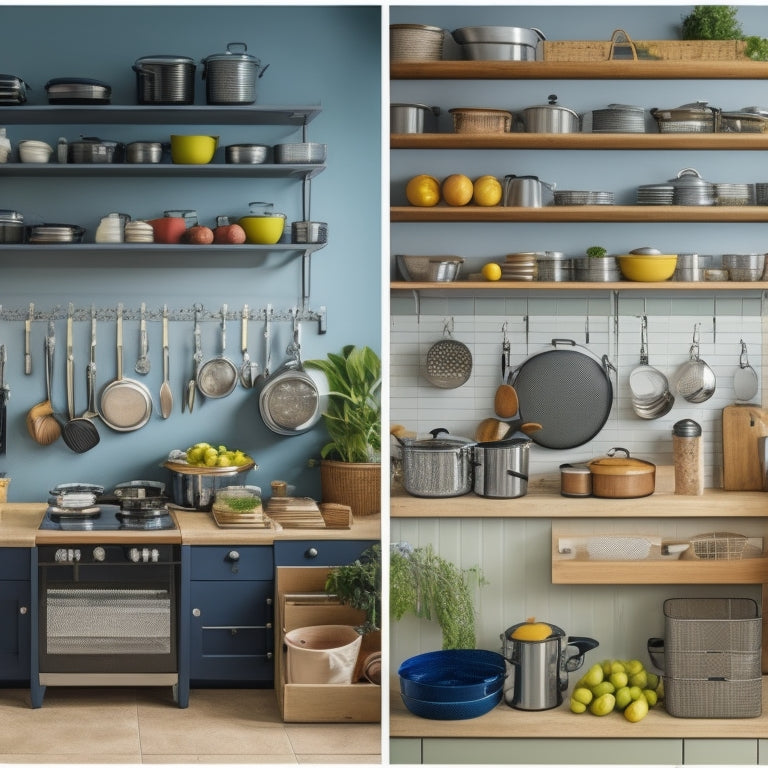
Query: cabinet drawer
273,539,375,567
190,545,273,580
0,548,30,581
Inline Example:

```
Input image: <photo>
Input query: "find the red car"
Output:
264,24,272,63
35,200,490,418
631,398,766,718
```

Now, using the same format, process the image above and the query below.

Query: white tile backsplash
390,304,763,484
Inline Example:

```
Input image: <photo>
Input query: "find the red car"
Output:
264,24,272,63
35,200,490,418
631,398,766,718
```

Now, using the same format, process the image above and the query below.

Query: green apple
628,685,643,700
614,686,632,711
570,697,587,714
624,695,650,722
643,689,658,707
625,659,644,676
589,693,616,717
601,659,613,676
610,661,626,674
582,663,604,688
609,671,628,689
629,670,647,689
646,672,660,690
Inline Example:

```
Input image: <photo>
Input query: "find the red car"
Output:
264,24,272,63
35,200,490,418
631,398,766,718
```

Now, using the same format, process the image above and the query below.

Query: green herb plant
744,36,768,61
305,345,382,463
586,246,607,259
221,495,260,513
681,6,743,40
324,544,381,634
390,542,486,650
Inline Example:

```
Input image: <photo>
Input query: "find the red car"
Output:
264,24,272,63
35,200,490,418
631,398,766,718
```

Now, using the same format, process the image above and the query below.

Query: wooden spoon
494,382,519,418
475,418,543,443
159,306,173,419
26,320,61,446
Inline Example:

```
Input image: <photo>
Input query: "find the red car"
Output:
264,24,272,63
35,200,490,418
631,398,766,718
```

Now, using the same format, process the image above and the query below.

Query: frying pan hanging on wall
508,338,615,450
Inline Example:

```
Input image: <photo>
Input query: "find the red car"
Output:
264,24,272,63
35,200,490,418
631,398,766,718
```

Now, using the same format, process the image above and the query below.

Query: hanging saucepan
674,323,716,404
508,339,614,450
99,305,153,432
196,305,239,399
258,310,327,436
628,315,674,420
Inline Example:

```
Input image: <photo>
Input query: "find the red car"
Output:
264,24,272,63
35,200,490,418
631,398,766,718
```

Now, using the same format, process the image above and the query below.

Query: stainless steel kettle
503,174,555,207
501,621,598,710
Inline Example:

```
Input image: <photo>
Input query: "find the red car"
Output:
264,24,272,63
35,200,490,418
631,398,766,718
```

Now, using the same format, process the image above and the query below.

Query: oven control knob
151,549,160,562
55,548,68,562
73,549,81,562
92,546,106,562
128,548,141,563
142,548,150,563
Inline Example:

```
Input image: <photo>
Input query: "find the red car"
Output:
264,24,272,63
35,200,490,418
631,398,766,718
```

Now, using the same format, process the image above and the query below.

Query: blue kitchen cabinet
273,539,376,567
0,548,31,683
188,545,274,686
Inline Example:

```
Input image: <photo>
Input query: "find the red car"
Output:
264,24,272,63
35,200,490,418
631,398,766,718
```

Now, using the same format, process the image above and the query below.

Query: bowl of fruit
164,442,256,510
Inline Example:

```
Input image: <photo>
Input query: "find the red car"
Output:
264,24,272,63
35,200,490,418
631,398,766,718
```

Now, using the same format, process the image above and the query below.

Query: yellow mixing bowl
617,254,677,282
239,207,286,244
170,134,219,164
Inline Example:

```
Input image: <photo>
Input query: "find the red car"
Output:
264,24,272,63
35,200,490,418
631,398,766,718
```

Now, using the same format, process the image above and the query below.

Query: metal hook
739,339,750,368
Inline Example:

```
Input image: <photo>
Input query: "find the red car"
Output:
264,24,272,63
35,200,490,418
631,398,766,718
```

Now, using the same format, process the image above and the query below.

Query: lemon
510,617,551,640
590,680,615,698
614,686,632,711
572,687,593,706
609,671,628,690
629,670,647,689
569,698,587,714
481,262,502,282
581,663,604,689
625,659,644,676
406,174,440,207
623,695,649,723
473,175,502,207
642,689,658,707
442,173,474,206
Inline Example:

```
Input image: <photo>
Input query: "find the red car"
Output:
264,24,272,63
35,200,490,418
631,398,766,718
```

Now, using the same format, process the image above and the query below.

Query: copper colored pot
588,447,655,498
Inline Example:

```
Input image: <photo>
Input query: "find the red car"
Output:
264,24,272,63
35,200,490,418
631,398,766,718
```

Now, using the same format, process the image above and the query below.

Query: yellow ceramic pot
238,202,286,244
170,134,219,164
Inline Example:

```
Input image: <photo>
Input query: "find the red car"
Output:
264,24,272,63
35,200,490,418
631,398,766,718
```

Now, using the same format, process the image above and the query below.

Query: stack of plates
673,184,715,206
28,223,84,243
501,252,537,280
591,104,645,133
714,183,754,206
637,184,674,205
554,190,614,206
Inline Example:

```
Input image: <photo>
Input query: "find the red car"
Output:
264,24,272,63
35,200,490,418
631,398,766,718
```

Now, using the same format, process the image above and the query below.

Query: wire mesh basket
390,24,445,61
664,677,762,718
664,597,760,653
449,108,513,134
690,531,747,560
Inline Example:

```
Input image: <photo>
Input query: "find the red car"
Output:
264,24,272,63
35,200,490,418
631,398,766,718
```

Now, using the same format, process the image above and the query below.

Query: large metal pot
472,437,530,498
399,428,475,498
588,447,656,498
501,621,598,711
68,137,125,164
0,209,24,243
133,55,196,105
391,103,440,134
201,42,268,105
522,95,580,133
503,175,555,207
164,460,255,510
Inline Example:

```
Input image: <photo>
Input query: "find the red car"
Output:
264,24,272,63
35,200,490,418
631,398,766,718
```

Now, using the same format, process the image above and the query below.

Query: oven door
38,545,179,677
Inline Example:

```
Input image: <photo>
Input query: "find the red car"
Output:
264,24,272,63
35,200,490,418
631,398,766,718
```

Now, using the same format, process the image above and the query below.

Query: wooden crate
542,38,748,62
275,567,381,723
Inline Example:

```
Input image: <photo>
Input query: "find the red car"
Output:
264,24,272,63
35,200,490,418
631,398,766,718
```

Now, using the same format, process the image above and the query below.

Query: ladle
134,302,150,375
159,305,173,418
26,319,61,446
733,339,759,402
254,305,272,386
82,306,100,421
185,308,202,413
239,304,258,388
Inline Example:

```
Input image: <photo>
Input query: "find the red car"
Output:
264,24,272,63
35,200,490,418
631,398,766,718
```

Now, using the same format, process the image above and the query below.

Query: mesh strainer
675,323,716,403
690,531,747,560
423,321,472,389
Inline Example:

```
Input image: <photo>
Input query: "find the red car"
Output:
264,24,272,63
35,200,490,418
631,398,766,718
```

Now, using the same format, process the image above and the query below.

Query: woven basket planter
320,460,380,517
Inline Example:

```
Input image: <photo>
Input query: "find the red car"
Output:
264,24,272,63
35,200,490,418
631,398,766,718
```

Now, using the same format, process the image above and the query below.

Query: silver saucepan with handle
99,304,153,432
197,305,239,399
258,308,327,436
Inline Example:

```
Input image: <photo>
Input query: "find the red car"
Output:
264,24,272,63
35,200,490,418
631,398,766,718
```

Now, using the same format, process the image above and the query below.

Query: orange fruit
441,173,474,206
406,174,441,207
473,175,503,207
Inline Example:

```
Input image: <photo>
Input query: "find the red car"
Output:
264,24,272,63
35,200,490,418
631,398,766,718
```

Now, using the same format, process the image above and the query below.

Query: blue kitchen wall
0,5,381,500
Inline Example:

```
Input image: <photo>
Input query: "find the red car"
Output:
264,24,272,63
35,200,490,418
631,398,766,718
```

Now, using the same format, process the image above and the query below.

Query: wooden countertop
390,677,768,740
0,503,380,546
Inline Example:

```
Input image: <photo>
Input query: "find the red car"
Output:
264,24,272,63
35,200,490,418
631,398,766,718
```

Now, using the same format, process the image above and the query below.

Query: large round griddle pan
510,338,614,449
99,306,153,432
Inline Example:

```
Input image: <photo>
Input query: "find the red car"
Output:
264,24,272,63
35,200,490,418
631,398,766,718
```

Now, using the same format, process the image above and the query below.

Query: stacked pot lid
590,104,645,133
637,184,674,205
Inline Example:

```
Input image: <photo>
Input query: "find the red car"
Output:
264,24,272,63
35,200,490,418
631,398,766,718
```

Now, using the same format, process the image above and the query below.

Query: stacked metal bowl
590,104,645,133
722,253,766,281
398,649,506,720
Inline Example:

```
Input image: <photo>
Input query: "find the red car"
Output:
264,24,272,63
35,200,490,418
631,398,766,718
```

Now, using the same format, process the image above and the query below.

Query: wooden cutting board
722,404,768,490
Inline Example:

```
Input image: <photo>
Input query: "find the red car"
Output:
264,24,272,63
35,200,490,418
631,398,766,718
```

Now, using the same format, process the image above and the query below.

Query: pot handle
429,427,449,439
606,446,631,459
647,637,665,671
564,636,599,673
506,469,528,481
532,27,547,41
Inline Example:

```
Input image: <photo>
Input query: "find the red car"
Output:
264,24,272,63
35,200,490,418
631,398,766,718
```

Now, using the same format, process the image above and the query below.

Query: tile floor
0,687,382,764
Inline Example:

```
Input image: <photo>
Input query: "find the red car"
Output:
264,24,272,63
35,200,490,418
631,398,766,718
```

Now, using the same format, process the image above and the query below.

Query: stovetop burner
40,503,176,532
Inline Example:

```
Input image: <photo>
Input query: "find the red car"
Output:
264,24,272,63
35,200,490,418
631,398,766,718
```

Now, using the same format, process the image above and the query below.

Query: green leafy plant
681,5,743,40
586,245,607,259
325,544,381,634
390,542,486,650
744,36,768,61
305,345,381,463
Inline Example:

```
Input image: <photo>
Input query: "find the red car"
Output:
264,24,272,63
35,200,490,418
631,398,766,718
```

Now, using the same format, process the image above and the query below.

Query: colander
423,321,472,389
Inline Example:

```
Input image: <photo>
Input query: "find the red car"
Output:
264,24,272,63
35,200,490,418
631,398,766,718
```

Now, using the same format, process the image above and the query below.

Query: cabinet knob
192,608,201,617
266,597,273,605
227,550,240,562
305,547,318,559
19,606,27,615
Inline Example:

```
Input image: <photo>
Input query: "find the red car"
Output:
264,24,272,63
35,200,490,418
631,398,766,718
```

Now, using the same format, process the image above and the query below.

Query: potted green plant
681,6,743,40
305,345,381,517
390,542,486,649
576,244,619,282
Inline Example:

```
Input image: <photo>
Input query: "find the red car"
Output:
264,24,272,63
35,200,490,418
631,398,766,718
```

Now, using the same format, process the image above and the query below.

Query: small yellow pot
238,202,286,244
170,134,219,164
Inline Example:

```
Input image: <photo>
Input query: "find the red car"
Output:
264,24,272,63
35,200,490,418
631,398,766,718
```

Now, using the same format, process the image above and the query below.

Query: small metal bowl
125,141,164,164
225,143,270,164
396,254,464,282
273,142,326,164
291,220,327,244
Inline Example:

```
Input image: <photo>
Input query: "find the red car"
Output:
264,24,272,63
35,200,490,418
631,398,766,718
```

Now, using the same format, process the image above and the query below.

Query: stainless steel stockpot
391,103,440,134
472,437,530,498
399,428,475,498
522,95,580,133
